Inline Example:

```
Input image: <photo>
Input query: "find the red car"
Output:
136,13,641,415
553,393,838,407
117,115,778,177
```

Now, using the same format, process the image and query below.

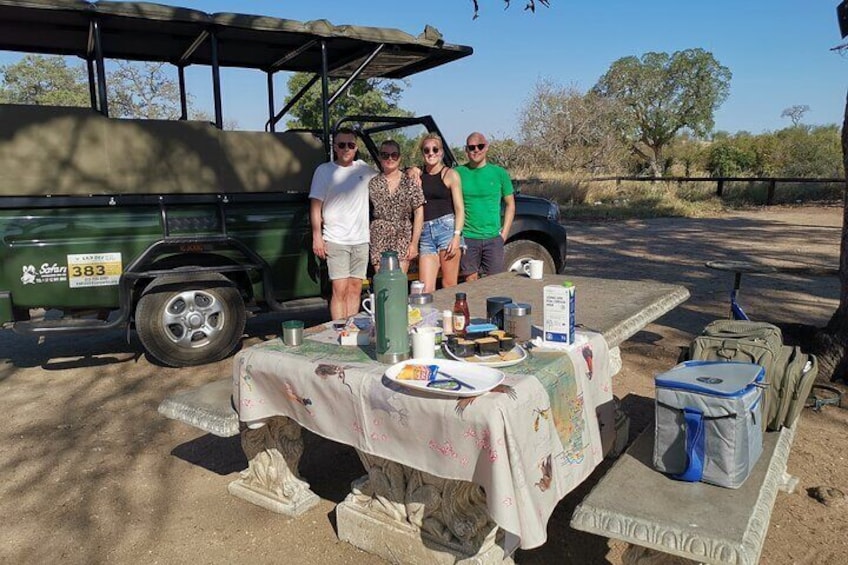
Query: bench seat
570,425,797,565
157,378,239,438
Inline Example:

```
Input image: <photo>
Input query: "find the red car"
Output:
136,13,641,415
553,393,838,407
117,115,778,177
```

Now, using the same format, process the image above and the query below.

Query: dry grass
515,174,844,220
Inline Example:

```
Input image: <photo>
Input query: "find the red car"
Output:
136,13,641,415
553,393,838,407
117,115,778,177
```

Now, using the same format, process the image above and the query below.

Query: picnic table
226,273,689,563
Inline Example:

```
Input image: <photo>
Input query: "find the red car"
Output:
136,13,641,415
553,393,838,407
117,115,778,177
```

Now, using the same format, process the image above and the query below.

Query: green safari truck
0,1,567,366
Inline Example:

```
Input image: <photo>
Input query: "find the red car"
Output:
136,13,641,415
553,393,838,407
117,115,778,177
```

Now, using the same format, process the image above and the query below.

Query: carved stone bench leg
227,416,319,516
621,544,701,564
337,451,518,564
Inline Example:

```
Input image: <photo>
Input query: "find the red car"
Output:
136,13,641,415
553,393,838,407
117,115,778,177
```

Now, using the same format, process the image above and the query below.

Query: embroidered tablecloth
232,330,611,549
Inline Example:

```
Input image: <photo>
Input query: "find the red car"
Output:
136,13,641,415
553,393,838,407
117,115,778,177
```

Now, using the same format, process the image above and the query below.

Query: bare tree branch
473,0,551,19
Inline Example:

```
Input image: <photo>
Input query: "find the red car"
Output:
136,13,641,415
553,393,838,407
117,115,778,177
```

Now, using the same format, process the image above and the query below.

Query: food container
504,303,532,342
409,292,440,328
486,296,512,329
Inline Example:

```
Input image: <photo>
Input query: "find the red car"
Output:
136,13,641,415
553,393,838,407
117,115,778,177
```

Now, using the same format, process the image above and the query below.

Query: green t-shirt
456,163,514,239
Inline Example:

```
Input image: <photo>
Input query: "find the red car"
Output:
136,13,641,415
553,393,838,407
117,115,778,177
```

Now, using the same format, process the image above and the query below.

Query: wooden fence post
716,179,724,197
767,180,776,205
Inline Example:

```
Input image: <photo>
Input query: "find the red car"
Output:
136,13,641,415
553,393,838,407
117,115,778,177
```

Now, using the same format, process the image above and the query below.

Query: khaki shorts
326,241,369,280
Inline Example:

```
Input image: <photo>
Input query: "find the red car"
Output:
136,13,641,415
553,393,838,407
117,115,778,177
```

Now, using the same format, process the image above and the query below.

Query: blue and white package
543,282,575,344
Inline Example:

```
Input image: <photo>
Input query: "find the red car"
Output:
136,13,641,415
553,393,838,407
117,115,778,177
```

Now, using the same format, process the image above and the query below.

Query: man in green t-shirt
456,132,515,281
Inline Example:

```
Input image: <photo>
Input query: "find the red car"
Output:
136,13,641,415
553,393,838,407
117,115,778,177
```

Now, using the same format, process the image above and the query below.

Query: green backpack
689,320,818,430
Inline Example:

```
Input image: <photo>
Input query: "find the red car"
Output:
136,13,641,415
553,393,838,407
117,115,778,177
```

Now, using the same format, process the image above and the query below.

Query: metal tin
486,296,512,329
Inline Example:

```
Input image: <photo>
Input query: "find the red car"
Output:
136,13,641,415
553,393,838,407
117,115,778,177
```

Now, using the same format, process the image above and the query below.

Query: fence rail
585,176,845,205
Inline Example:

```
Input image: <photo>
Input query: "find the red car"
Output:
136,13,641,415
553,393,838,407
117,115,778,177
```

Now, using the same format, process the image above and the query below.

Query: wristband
453,230,461,235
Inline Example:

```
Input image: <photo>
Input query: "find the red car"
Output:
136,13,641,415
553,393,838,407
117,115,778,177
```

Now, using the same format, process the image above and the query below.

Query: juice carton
543,282,575,345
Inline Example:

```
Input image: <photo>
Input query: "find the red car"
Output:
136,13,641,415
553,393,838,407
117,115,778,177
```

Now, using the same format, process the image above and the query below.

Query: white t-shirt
309,160,376,245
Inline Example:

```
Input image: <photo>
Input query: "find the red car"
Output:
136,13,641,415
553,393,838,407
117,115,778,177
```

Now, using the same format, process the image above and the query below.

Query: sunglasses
422,146,441,155
466,143,487,152
335,141,357,150
379,151,400,161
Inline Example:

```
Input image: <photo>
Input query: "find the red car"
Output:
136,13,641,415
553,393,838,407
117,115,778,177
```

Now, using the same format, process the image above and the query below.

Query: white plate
385,359,505,398
442,343,528,368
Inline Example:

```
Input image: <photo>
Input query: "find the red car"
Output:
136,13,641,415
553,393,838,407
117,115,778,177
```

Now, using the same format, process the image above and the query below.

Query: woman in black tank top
417,133,465,293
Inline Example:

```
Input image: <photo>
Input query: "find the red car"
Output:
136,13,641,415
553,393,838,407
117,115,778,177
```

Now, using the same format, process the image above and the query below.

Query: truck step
14,317,114,334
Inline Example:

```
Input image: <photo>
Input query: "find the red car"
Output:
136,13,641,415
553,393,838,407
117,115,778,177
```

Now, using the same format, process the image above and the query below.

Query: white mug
361,293,375,317
523,259,544,280
411,327,437,360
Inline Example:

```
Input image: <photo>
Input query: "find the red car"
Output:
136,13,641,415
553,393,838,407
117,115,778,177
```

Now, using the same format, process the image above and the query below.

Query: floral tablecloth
232,330,611,549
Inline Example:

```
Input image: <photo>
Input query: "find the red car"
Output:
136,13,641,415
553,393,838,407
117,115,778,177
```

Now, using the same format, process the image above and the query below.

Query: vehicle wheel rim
507,257,531,272
160,289,224,348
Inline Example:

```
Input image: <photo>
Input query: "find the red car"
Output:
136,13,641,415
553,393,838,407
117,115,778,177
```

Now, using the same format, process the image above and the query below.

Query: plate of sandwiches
385,359,505,397
442,330,528,368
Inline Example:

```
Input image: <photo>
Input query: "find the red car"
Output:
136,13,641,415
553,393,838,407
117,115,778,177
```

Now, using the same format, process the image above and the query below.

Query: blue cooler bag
653,361,764,489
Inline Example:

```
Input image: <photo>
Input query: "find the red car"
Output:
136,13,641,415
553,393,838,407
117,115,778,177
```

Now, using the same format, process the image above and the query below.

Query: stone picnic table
228,273,689,564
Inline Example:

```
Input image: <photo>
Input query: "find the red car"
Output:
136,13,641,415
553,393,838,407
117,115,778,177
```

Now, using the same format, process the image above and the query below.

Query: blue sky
4,1,847,145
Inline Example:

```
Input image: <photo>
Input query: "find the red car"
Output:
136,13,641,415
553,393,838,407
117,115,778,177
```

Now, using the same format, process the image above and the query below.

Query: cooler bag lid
655,361,764,397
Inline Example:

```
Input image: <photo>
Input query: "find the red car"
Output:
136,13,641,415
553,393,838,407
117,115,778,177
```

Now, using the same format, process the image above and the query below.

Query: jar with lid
504,302,532,342
408,292,439,328
452,292,470,336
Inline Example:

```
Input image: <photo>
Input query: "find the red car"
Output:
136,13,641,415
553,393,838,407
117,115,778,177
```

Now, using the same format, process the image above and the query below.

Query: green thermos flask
374,251,409,364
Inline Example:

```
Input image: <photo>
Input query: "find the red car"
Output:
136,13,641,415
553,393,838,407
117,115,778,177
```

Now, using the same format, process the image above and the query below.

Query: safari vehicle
0,0,567,366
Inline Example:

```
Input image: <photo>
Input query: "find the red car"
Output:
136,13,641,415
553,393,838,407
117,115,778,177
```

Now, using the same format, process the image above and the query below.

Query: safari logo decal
20,263,68,285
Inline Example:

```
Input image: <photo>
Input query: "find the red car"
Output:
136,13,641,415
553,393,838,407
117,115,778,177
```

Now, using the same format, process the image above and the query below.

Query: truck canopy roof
0,0,472,77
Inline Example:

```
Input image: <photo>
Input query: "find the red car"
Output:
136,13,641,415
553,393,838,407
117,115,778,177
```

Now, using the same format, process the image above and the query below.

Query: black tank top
421,168,454,222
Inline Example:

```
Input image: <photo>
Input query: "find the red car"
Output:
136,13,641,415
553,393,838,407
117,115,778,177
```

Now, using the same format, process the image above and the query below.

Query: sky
3,1,847,146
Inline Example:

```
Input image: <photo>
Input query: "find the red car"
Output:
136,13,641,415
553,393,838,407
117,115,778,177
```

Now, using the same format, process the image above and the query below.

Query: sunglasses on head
379,151,400,161
335,141,357,150
422,146,441,155
466,143,486,152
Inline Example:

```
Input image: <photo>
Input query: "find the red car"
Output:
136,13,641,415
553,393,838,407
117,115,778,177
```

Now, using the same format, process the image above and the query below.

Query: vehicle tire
503,239,556,275
136,273,245,367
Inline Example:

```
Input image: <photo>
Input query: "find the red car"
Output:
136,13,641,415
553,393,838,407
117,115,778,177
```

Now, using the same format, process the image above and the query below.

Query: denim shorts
419,214,465,255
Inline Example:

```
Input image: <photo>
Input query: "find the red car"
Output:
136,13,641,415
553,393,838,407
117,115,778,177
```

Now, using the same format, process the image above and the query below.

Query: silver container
504,302,532,342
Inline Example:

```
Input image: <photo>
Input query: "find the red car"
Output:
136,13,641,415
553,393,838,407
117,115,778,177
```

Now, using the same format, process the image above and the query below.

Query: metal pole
267,71,275,132
320,40,331,158
86,59,97,110
92,20,109,117
210,32,223,129
178,66,188,120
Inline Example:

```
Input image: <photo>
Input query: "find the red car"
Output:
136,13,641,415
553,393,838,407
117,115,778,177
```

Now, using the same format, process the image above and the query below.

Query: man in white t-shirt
309,128,377,320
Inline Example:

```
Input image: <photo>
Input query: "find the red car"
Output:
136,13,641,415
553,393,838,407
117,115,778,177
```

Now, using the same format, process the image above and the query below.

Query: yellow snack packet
397,364,438,381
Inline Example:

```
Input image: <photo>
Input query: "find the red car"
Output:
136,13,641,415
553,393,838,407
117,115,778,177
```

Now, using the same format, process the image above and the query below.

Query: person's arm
404,166,422,187
409,204,423,261
309,198,326,260
500,193,515,241
445,168,464,257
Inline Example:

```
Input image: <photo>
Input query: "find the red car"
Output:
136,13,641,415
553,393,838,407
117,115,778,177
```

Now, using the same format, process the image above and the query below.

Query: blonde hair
418,133,444,153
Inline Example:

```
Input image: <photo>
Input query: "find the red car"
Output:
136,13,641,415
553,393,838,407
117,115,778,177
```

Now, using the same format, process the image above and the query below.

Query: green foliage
593,48,732,175
706,142,756,177
284,72,412,130
0,54,88,106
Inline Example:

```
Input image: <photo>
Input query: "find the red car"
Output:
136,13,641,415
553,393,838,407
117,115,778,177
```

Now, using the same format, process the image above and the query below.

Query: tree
781,104,810,127
593,48,732,176
472,0,550,18
0,54,88,106
518,78,627,173
283,73,411,130
108,61,183,119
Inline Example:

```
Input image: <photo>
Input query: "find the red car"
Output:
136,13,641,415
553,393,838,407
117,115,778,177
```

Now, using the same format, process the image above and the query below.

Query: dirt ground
1,205,845,565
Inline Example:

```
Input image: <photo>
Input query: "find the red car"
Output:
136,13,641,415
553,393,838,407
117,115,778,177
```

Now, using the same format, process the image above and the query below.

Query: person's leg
325,241,351,320
419,254,440,293
461,239,483,282
344,243,370,317
345,278,362,317
440,248,461,288
479,236,506,276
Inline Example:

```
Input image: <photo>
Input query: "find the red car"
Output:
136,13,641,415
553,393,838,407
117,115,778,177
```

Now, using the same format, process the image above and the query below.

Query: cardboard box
543,283,575,345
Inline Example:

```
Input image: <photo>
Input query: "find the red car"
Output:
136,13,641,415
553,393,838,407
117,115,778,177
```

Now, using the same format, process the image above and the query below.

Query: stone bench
570,425,798,564
157,378,239,438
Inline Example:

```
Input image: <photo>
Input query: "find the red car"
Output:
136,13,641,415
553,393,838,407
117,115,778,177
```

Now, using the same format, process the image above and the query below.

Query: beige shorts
325,241,369,280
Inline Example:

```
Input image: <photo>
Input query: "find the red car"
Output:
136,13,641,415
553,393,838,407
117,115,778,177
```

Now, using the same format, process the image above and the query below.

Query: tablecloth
232,330,611,549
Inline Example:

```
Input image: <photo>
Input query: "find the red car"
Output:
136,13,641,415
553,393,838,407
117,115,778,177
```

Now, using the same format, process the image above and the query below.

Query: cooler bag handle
673,407,705,482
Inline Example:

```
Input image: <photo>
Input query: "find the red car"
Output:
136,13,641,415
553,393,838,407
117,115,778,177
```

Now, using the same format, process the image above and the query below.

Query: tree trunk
811,90,848,382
